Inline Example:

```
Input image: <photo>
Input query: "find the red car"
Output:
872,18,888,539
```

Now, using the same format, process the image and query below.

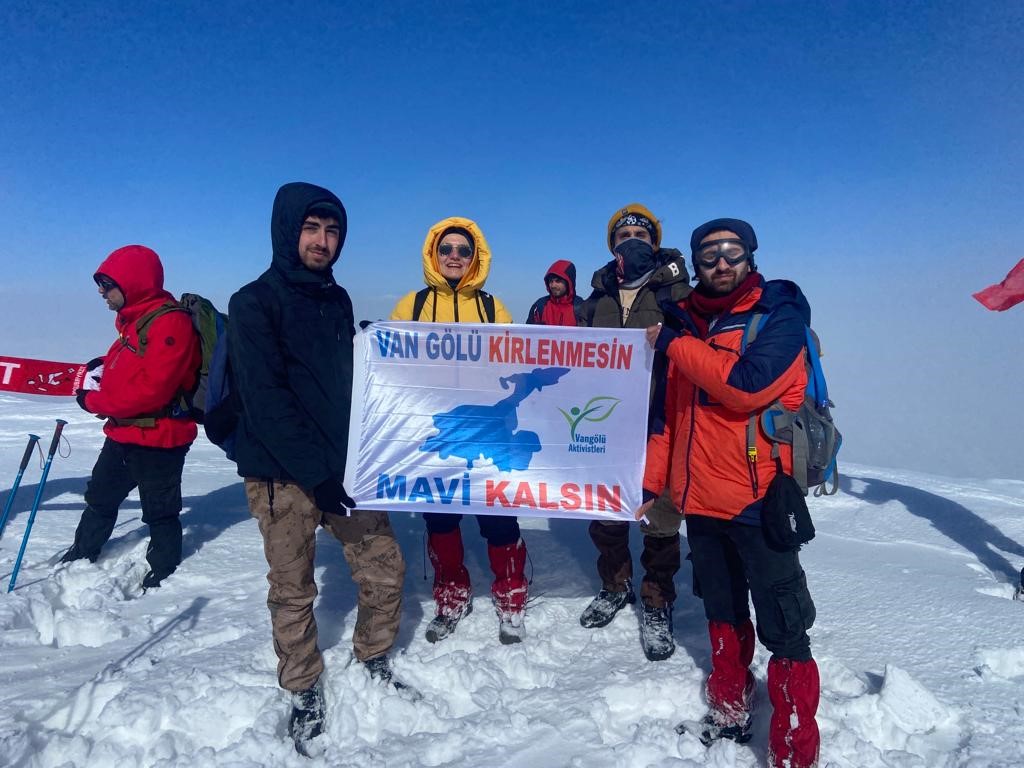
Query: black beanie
690,218,758,255
306,201,345,223
439,226,475,251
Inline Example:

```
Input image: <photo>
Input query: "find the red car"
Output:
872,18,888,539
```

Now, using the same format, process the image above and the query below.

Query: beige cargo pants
245,479,405,692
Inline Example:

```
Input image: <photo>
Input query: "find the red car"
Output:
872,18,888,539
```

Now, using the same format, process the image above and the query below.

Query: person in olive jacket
576,203,691,663
228,182,407,756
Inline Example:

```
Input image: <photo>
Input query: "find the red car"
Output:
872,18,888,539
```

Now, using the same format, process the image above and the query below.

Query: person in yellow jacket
390,217,527,645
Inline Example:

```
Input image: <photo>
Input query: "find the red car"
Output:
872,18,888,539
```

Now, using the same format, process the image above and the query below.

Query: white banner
346,322,654,521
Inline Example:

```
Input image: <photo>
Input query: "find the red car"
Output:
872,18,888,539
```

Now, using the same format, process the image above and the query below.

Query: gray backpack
743,313,842,497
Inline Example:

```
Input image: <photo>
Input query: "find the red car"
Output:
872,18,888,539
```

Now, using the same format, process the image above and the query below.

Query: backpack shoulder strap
741,311,774,495
740,311,768,352
412,287,432,322
478,290,496,323
135,302,189,355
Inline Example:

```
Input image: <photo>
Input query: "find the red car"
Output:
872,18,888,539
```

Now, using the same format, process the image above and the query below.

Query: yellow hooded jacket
390,216,513,323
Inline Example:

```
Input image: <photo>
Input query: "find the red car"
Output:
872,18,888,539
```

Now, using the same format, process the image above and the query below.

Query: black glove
75,388,92,412
86,357,104,371
313,477,357,516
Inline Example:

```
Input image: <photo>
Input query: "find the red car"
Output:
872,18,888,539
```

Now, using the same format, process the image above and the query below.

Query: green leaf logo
559,396,621,440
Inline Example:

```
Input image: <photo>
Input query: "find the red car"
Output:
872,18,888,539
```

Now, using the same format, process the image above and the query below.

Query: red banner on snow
973,258,1024,312
0,357,87,396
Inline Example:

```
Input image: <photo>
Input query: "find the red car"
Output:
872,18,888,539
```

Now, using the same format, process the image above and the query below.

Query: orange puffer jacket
83,245,200,449
643,277,810,523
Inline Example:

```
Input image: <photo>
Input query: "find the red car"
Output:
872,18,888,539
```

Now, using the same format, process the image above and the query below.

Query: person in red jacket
524,259,583,326
60,245,201,590
640,218,820,768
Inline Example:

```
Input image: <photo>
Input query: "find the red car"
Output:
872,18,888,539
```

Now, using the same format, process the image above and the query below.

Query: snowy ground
1,392,1023,767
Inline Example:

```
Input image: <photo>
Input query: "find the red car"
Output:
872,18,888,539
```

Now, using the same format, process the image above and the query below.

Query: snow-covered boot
425,601,473,643
489,539,527,644
498,610,525,645
676,713,753,745
363,654,421,699
426,528,472,642
640,602,675,661
288,680,325,757
767,657,820,768
706,620,756,730
580,581,636,628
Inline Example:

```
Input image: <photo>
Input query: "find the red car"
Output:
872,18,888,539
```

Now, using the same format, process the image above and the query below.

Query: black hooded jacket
227,182,355,489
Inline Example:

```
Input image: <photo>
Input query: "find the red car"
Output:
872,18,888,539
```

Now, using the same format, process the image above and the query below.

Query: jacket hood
545,259,577,299
95,245,165,310
755,278,811,325
591,247,689,293
421,216,493,292
271,182,348,283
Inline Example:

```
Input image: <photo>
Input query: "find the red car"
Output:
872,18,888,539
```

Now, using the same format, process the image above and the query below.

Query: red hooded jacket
80,245,200,448
525,259,582,326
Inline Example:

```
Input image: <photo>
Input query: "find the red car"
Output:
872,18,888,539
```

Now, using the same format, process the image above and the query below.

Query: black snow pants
72,438,190,578
685,514,816,661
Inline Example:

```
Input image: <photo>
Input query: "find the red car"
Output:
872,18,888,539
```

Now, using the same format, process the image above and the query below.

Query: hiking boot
425,601,472,643
579,583,635,628
640,603,675,661
141,568,175,590
288,681,325,757
363,655,421,699
59,544,97,564
498,611,525,645
677,713,753,746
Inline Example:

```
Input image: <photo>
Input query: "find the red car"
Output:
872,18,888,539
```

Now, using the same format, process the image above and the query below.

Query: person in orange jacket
640,218,820,768
61,245,201,590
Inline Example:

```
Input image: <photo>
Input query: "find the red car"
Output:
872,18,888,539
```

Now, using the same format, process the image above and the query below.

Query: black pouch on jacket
761,472,815,551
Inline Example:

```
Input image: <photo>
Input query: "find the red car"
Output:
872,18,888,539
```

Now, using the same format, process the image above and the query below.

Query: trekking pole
8,419,67,592
0,434,41,539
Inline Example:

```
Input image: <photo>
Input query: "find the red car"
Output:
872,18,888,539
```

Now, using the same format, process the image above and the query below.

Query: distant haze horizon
2,1,1021,481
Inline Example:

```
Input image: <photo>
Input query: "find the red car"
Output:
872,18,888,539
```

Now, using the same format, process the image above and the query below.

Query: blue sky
1,0,1022,478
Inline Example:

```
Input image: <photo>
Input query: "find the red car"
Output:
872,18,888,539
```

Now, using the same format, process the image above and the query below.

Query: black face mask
614,239,659,282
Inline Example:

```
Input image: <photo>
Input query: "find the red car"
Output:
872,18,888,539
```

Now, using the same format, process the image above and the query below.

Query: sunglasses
693,239,749,269
95,275,118,291
439,243,473,259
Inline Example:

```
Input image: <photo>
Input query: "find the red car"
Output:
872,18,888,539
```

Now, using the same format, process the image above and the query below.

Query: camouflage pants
589,491,682,607
245,479,405,692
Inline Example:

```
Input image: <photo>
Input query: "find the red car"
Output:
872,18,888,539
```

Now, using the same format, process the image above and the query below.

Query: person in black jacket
228,182,407,756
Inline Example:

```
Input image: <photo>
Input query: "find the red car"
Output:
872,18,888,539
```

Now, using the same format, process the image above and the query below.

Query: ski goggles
692,239,750,269
439,243,473,259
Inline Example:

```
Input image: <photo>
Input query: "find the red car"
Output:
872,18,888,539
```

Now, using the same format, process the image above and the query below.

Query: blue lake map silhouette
420,367,571,471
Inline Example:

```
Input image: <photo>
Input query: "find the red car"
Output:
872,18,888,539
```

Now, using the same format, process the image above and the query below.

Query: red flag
973,258,1024,311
